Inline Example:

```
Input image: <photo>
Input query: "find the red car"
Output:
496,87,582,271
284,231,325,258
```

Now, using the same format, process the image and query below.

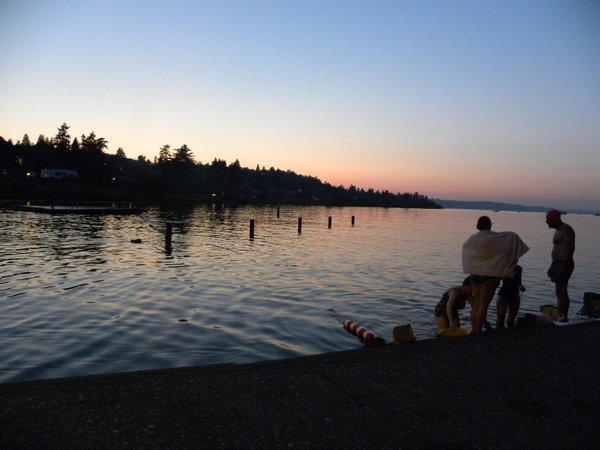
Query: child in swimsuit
435,276,473,331
496,265,525,329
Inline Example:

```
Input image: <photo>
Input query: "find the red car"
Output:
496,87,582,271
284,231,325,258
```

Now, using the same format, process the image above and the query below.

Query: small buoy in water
130,238,142,244
343,320,384,346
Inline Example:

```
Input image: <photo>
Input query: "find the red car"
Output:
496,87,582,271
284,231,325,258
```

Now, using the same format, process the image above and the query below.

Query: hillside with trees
0,123,440,208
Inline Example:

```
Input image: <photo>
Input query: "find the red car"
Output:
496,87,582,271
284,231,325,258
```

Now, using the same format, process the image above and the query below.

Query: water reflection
1,206,599,383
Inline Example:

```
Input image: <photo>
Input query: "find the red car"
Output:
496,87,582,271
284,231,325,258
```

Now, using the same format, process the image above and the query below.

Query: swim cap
546,209,561,221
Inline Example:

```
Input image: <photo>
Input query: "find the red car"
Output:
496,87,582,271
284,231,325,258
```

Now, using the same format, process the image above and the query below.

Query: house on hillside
41,169,78,180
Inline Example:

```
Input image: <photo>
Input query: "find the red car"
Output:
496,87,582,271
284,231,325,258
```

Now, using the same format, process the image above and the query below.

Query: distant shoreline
2,179,596,213
435,199,598,215
0,181,442,209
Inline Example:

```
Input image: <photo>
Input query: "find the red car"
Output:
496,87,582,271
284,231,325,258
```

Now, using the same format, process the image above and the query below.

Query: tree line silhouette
0,123,440,208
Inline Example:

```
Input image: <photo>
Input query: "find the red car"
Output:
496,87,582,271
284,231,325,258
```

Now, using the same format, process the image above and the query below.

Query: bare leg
496,296,507,329
471,283,482,333
507,298,520,328
556,283,570,319
473,278,500,334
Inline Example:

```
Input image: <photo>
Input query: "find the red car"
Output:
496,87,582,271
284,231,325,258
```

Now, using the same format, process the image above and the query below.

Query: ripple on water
1,207,599,382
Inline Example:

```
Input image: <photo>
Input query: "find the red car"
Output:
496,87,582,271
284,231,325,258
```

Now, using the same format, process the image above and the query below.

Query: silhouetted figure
434,276,474,332
545,209,575,321
496,264,525,329
462,216,529,334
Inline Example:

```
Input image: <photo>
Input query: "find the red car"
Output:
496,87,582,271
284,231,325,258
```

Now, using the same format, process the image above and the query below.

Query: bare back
551,222,575,261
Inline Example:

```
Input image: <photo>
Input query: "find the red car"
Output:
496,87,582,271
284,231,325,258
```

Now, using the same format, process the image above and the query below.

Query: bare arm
446,289,460,328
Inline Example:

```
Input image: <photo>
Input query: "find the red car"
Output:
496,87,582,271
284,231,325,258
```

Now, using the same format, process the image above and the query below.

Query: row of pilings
248,214,355,239
163,210,357,244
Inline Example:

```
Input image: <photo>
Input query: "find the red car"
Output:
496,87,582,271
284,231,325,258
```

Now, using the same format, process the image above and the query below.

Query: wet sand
2,322,599,449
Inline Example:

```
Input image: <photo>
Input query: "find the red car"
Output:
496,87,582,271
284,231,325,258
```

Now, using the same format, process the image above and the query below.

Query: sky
1,1,599,211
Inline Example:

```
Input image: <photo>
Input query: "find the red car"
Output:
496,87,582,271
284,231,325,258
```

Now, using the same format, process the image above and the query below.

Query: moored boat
6,204,142,215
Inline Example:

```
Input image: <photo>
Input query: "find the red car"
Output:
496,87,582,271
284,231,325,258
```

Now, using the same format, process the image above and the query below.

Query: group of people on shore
435,209,575,334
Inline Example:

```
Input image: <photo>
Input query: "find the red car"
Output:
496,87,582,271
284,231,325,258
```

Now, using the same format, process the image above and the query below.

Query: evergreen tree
71,137,80,153
21,134,32,148
172,144,194,165
158,145,171,164
79,132,108,183
53,123,71,153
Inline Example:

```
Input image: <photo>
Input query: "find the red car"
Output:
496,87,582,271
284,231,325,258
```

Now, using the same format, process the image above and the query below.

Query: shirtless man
545,209,575,320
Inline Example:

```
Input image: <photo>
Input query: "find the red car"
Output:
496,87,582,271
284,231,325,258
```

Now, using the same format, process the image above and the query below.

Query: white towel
462,231,529,278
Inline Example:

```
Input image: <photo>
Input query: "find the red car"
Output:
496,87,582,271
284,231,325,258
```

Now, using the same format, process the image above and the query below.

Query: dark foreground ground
2,322,599,449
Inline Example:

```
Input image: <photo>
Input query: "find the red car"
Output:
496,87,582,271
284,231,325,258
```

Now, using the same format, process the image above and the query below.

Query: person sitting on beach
462,216,529,334
496,264,525,329
434,276,474,331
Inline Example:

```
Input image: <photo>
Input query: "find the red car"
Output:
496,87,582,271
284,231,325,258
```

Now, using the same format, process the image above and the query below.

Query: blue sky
1,0,599,210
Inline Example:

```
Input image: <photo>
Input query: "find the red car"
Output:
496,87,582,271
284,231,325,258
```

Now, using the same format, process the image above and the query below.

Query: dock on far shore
1,322,599,449
5,203,142,215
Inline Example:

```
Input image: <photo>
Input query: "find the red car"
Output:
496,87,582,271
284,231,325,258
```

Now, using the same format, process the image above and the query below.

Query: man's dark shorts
547,259,574,284
470,274,499,285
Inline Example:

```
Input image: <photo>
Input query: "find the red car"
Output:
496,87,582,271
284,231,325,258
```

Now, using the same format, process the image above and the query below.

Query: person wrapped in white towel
462,216,529,334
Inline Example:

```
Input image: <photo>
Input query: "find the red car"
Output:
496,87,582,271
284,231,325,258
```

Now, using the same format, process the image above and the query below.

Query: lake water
1,205,598,383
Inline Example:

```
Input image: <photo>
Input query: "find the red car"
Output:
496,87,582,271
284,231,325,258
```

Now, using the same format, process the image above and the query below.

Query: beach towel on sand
462,231,529,278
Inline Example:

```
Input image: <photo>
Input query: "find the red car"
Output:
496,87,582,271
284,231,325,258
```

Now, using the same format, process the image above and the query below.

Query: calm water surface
1,206,598,382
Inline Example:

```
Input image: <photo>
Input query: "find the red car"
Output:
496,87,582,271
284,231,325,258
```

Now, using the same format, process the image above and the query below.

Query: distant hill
0,130,440,209
434,199,596,215
435,199,548,213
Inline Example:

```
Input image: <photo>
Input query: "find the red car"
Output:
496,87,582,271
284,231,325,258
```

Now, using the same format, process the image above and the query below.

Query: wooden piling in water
250,219,255,240
298,217,302,234
277,207,280,218
165,222,173,251
328,216,332,229
352,215,355,226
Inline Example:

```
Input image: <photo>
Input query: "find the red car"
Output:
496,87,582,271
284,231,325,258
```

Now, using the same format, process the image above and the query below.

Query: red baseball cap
546,209,561,220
